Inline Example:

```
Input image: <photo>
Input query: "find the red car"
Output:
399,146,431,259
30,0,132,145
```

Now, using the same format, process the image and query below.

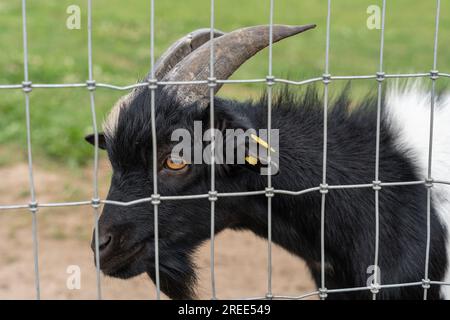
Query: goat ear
201,106,280,175
84,133,107,150
200,103,249,133
234,131,280,176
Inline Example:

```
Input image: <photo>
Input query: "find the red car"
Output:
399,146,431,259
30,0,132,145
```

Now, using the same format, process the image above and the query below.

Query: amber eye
164,157,188,171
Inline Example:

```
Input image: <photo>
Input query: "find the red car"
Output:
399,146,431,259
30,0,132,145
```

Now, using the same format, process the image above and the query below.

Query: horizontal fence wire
2,181,450,211
1,72,449,90
0,0,449,300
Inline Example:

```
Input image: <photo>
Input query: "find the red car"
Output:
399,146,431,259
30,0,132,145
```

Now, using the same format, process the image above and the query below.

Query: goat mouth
99,243,147,278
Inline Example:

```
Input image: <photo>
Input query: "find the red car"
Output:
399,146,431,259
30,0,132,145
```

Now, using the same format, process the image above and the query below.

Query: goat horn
162,24,316,106
150,28,225,80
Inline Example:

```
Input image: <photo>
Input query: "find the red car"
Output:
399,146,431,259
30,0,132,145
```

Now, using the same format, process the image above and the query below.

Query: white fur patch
103,92,134,138
386,80,450,299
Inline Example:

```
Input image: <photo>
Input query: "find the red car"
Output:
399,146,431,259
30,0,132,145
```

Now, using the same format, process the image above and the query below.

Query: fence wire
371,0,386,300
1,0,450,300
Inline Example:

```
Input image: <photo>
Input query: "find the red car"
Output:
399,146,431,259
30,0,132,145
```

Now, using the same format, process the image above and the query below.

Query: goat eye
164,157,188,171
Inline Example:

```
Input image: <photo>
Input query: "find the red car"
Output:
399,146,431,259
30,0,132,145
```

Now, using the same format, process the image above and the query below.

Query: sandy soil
0,161,316,299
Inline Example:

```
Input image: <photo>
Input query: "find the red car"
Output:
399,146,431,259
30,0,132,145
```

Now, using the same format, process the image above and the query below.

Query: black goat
85,25,450,299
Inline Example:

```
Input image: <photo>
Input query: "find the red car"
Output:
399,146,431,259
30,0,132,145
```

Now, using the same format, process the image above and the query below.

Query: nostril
98,234,112,251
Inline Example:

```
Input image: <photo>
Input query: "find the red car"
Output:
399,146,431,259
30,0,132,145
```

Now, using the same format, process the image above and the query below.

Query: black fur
89,84,448,300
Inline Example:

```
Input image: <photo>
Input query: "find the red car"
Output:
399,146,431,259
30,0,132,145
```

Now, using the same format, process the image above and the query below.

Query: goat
85,25,450,300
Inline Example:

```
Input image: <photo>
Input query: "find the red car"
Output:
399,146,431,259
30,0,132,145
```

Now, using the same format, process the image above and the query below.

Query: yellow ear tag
250,134,276,153
245,155,258,166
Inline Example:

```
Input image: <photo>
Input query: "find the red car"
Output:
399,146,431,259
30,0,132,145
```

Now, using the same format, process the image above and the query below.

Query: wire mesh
0,0,449,300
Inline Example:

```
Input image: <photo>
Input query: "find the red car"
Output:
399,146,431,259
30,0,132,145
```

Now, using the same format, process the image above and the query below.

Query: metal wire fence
1,0,450,300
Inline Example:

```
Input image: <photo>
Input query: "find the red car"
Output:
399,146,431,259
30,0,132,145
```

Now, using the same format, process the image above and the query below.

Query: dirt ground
0,160,316,300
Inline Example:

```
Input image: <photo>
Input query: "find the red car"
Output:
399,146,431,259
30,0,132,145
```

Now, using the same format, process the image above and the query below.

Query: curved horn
162,24,316,106
150,28,225,80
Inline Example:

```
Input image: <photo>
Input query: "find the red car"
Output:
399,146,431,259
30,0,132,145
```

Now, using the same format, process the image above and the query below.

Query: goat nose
99,234,112,251
91,230,113,253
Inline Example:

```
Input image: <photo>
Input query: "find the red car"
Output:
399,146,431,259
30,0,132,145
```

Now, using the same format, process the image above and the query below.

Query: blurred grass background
0,0,449,166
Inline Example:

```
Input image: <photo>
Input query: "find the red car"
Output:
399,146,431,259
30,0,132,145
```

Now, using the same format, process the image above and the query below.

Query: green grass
0,0,449,166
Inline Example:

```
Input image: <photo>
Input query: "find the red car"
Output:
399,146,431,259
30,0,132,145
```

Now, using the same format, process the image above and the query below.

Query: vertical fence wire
265,0,275,299
21,0,40,300
149,0,161,300
209,0,217,300
423,0,441,300
372,0,387,300
86,0,102,300
319,0,332,300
